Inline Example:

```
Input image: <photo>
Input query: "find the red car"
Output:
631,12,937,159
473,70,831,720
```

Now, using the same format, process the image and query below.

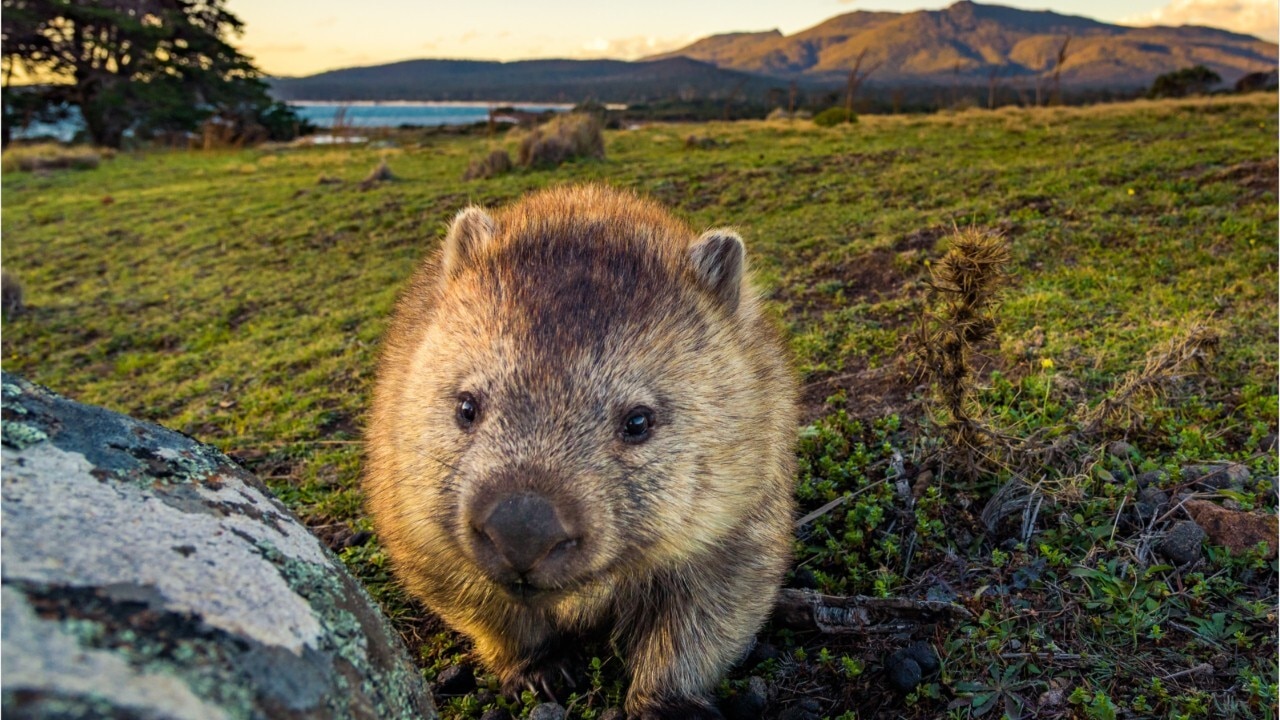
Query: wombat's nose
476,492,573,573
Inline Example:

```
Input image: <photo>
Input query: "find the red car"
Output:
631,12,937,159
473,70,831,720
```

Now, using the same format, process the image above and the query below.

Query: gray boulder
1,372,436,719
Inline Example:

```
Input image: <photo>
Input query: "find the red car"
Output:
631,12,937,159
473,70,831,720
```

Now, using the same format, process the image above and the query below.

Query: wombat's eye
456,392,480,430
619,406,653,444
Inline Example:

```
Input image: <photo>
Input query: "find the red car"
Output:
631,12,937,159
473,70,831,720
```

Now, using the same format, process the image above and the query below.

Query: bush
813,107,858,127
463,149,513,181
1149,65,1222,98
517,113,604,169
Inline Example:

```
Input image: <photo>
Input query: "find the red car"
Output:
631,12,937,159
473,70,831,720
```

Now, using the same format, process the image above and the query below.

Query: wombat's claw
634,697,725,720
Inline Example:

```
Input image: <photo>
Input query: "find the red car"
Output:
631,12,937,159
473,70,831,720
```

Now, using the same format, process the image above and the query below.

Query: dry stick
774,589,973,635
1159,663,1214,682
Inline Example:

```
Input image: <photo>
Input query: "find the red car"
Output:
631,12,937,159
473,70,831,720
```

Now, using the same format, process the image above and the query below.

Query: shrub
517,113,604,169
462,149,513,181
813,107,858,127
1149,65,1222,98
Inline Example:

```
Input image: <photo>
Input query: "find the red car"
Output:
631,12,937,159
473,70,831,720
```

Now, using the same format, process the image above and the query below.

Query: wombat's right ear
690,228,745,314
441,206,496,277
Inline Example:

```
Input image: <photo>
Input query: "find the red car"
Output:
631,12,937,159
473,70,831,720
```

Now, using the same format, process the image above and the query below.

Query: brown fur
364,185,797,718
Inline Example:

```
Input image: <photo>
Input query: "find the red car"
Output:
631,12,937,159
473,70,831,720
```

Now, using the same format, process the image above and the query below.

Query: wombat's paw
632,697,724,720
500,655,580,704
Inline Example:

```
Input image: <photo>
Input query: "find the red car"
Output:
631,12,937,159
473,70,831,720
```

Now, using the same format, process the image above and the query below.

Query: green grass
3,93,1276,719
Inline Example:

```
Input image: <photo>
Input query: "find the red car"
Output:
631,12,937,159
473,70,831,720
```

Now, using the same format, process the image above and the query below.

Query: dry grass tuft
462,149,513,181
357,159,397,190
1078,322,1220,435
517,113,604,169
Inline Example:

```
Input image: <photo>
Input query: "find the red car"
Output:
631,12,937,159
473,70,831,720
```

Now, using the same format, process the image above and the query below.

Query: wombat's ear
690,228,745,314
442,206,496,277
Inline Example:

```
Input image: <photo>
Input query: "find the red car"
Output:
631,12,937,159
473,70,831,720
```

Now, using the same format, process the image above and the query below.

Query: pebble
479,710,510,720
778,697,822,720
1158,520,1206,565
528,703,566,720
434,664,476,695
597,708,625,720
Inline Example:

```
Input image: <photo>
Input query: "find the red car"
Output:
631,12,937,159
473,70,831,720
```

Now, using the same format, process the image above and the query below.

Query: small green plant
813,107,858,127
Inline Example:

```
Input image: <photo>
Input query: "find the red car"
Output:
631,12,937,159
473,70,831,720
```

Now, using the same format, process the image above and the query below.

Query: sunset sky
224,0,1279,77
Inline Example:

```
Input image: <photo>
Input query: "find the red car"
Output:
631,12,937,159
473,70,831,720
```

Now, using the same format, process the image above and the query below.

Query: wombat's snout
470,490,581,584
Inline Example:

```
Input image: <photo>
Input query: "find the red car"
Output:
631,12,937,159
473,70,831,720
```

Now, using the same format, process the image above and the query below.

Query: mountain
649,0,1277,87
268,57,779,103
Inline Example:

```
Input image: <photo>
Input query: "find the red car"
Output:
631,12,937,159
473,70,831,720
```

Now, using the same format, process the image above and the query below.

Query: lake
291,101,573,128
11,101,577,142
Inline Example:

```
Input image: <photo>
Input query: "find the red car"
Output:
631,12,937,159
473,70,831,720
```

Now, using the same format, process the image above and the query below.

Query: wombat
364,185,797,719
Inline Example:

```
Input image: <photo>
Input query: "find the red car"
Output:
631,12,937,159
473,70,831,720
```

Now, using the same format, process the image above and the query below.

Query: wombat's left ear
690,228,745,314
442,206,496,278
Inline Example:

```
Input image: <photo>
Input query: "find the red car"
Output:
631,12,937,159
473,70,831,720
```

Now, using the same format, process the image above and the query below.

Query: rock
886,642,938,691
0,373,435,719
1107,441,1136,459
1183,499,1279,557
435,663,476,695
1158,520,1206,565
778,697,822,720
1136,470,1166,489
597,709,626,720
726,676,769,720
479,710,511,720
901,641,940,675
1182,463,1250,490
528,702,566,720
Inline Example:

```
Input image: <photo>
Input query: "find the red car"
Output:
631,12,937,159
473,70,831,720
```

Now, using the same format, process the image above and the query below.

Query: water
292,102,573,128
10,101,575,142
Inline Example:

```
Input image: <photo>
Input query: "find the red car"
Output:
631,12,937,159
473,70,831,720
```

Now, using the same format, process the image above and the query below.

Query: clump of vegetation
684,135,722,150
1149,65,1223,98
1,271,23,319
462,149,513,181
913,227,1011,474
2,143,104,172
517,113,604,169
357,159,397,190
813,107,858,127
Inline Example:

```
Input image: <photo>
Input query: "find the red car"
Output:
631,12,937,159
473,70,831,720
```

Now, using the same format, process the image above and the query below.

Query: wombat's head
375,187,787,604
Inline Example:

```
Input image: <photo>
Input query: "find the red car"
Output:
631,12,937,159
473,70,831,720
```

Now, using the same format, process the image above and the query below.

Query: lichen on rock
1,371,436,719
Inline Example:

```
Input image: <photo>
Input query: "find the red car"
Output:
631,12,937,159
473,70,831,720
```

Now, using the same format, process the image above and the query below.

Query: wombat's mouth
500,579,564,605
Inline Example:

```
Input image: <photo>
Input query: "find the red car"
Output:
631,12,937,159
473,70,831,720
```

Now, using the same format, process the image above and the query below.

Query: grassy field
3,94,1277,720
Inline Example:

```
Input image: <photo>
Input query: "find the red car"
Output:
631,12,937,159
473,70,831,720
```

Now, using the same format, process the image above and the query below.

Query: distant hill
649,0,1277,87
268,57,779,103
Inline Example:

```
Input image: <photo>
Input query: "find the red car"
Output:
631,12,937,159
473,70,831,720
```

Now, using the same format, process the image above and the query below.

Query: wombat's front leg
619,566,776,720
466,613,583,703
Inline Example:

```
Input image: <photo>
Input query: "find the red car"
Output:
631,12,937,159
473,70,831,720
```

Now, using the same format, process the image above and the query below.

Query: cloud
1124,0,1279,42
570,35,696,60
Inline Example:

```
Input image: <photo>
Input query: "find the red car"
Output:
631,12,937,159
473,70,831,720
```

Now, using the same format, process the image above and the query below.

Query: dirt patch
801,358,919,424
781,249,913,320
1200,157,1278,197
892,227,946,253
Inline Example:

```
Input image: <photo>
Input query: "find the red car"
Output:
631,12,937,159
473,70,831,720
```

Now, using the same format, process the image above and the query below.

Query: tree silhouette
2,0,302,147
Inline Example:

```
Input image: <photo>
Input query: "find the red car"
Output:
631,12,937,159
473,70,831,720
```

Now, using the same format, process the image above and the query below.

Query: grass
2,93,1276,719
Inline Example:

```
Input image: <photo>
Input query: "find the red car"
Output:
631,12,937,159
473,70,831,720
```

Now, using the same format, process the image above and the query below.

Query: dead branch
774,589,973,635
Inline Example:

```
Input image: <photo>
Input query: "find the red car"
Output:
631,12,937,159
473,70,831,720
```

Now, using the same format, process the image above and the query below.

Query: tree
2,0,304,147
1148,65,1222,99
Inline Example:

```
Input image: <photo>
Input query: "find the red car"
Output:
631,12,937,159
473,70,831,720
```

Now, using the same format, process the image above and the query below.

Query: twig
1159,663,1214,682
795,476,890,529
773,588,973,635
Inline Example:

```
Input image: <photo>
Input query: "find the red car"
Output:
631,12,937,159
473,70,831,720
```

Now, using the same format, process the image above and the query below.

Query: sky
224,0,1280,77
